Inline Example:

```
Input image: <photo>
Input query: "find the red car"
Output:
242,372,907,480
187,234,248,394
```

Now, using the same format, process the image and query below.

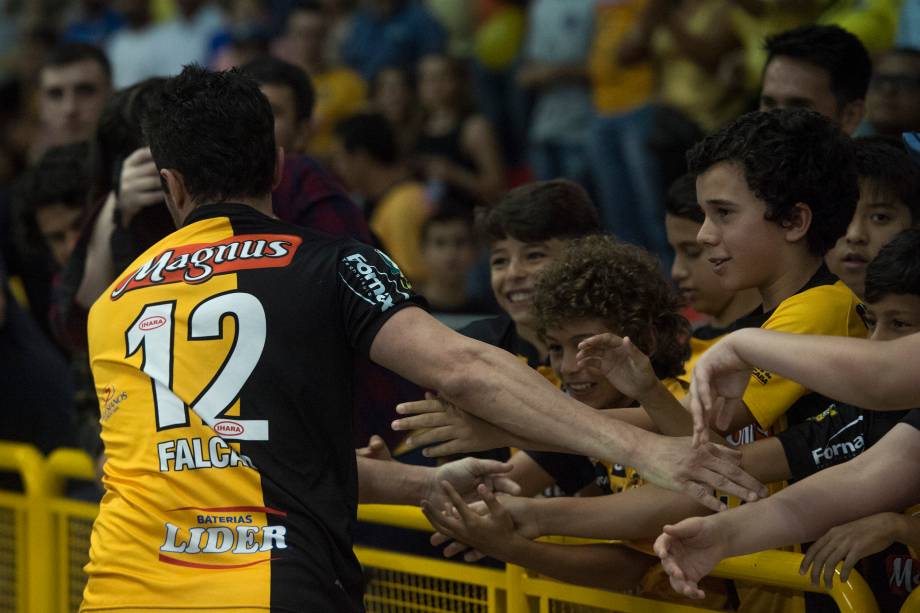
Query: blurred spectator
333,112,431,282
209,0,272,70
62,0,124,46
274,0,366,160
898,0,920,47
370,65,423,157
105,0,158,88
341,0,447,81
760,24,871,135
243,56,314,154
37,43,112,155
242,57,374,242
425,0,474,57
518,0,594,184
318,0,357,65
865,47,920,137
107,0,224,87
415,53,504,204
417,201,490,314
16,143,91,270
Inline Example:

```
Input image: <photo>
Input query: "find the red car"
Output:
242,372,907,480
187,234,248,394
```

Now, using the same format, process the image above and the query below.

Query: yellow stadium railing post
0,442,52,613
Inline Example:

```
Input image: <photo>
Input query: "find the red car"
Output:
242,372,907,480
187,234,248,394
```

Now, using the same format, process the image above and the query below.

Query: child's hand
422,482,525,561
576,334,658,401
429,494,540,562
799,512,902,587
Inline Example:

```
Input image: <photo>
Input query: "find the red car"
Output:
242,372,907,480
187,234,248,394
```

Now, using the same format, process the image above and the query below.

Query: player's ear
272,146,284,190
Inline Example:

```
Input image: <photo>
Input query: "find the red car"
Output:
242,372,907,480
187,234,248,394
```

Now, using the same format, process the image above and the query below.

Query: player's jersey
81,203,423,612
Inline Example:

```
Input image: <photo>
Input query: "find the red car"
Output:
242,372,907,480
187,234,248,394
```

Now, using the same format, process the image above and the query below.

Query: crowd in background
3,0,920,608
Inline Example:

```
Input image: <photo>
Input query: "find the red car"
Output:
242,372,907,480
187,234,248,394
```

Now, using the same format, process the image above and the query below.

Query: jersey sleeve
336,242,427,357
774,403,867,481
902,409,920,432
744,284,861,429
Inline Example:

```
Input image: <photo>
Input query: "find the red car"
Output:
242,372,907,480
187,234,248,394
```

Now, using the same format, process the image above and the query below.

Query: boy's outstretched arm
423,483,656,591
690,328,920,443
655,422,920,599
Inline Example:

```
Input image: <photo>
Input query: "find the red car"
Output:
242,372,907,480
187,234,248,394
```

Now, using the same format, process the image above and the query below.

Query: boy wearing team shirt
825,137,919,300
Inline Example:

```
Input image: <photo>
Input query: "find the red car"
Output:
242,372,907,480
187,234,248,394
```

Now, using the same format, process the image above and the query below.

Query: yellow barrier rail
0,445,887,612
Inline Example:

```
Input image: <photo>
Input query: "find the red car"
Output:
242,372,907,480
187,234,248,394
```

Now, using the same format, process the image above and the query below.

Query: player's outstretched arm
655,422,920,599
423,483,656,591
371,307,767,511
690,328,920,444
356,455,520,508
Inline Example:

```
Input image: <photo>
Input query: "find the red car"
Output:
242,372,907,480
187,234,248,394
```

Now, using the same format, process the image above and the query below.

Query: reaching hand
688,332,754,447
117,147,165,227
422,457,520,518
654,516,726,599
430,494,540,562
356,435,394,461
576,333,658,401
799,512,901,587
422,482,521,561
392,393,518,457
637,433,767,511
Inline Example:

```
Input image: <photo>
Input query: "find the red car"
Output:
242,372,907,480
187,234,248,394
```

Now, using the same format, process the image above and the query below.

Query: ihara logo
139,315,167,331
111,234,302,300
214,421,245,437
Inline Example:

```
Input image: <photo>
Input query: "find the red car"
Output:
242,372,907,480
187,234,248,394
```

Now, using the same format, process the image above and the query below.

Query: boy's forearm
536,486,710,541
739,437,792,484
893,514,920,553
498,538,655,591
637,382,727,444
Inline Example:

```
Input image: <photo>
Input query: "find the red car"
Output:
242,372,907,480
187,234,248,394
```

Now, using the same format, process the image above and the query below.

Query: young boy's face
421,219,477,280
861,292,920,341
825,180,913,299
665,213,737,317
489,237,564,329
545,318,628,410
695,162,792,294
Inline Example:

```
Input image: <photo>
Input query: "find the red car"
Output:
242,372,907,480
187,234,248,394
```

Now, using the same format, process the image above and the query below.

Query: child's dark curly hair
687,109,858,257
533,235,690,380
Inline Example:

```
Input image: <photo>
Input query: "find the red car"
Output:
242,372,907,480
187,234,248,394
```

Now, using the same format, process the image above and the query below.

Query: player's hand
392,393,517,457
576,333,658,401
423,456,520,516
688,331,754,447
117,147,164,227
654,516,726,599
636,433,767,511
799,513,900,587
356,435,394,461
430,494,540,561
422,482,521,561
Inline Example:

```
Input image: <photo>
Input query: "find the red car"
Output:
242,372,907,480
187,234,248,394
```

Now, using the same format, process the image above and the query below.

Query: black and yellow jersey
82,203,423,612
459,314,560,387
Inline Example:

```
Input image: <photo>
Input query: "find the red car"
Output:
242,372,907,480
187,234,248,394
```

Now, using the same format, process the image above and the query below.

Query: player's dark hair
334,112,399,165
664,173,704,224
853,136,920,222
865,229,920,303
142,65,276,204
687,109,858,256
765,24,871,107
242,56,315,122
477,179,600,245
534,235,689,380
42,42,112,81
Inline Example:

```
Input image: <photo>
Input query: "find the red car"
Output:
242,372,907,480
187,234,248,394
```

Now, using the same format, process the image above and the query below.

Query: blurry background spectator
864,47,920,137
369,65,423,157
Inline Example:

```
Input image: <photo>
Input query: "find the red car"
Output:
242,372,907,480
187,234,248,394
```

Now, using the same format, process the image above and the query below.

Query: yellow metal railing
0,444,887,612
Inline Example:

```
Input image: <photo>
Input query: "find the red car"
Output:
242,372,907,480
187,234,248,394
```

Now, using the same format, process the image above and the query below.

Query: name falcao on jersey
111,234,303,300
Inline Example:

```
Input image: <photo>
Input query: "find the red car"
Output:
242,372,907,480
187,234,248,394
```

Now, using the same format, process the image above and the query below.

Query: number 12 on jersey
125,291,269,440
